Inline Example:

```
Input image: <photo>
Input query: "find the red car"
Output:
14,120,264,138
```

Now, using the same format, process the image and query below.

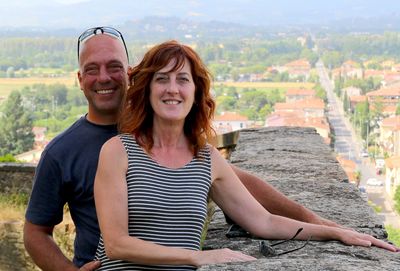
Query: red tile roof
275,98,325,110
336,155,357,182
349,95,367,102
285,59,311,68
367,87,400,97
286,88,315,96
214,112,248,121
382,105,397,115
385,156,400,169
381,116,400,130
342,60,359,68
364,69,385,78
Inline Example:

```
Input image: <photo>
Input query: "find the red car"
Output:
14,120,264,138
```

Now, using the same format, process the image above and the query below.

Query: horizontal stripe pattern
95,134,211,270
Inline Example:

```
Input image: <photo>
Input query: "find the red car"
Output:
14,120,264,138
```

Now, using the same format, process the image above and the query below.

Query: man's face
77,35,128,124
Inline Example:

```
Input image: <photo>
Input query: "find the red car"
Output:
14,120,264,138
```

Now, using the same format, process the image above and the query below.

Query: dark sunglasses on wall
77,26,129,62
259,228,311,257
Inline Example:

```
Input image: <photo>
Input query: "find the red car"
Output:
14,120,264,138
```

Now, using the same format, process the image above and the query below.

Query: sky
0,0,399,29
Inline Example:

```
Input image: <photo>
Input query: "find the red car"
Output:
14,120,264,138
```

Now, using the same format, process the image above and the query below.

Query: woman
94,40,398,270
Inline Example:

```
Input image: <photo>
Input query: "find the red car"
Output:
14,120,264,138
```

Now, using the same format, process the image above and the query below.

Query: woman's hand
191,248,256,267
338,228,399,252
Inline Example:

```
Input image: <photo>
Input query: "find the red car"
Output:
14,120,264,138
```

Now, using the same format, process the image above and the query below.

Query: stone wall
1,127,399,270
200,127,400,271
0,163,37,271
0,222,39,271
0,163,35,194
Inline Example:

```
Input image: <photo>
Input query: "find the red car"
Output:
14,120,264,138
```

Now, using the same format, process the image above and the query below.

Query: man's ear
77,70,83,90
127,66,133,85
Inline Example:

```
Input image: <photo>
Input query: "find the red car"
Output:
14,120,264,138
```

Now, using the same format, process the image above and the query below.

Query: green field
214,81,315,90
0,74,77,100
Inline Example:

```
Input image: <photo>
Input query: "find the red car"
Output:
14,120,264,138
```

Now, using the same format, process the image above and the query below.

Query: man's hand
79,260,101,271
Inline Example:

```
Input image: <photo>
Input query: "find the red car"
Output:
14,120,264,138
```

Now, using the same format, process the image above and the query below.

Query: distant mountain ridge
0,0,399,31
0,17,273,40
1,15,400,41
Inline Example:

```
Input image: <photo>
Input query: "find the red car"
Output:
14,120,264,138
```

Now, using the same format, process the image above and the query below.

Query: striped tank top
95,134,212,270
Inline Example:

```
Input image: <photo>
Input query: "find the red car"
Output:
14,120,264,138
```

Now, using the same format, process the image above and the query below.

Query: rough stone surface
0,163,35,194
0,163,37,270
200,127,400,271
1,127,400,270
0,221,38,271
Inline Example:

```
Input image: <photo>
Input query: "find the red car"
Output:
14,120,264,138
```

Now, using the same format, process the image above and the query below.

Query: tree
370,98,384,121
343,92,349,113
334,76,344,97
396,102,400,116
321,50,343,69
67,86,87,107
0,91,34,156
48,83,68,106
354,101,369,141
259,104,272,119
357,101,370,143
314,83,327,102
215,96,237,113
395,185,400,214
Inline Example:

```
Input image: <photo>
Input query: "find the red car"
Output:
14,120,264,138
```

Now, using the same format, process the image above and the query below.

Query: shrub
0,154,17,162
386,225,400,247
394,185,400,214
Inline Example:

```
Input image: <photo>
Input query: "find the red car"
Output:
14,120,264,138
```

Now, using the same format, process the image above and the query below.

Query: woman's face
150,58,195,124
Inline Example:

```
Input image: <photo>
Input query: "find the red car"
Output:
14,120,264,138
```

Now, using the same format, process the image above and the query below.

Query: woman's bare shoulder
100,135,126,157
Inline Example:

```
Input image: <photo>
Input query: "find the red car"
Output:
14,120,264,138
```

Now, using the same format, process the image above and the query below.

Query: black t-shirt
25,116,118,267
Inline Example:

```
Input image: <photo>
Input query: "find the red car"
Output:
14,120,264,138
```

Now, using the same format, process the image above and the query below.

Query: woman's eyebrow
154,72,168,76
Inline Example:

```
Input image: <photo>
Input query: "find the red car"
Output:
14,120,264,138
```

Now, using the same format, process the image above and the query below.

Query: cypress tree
0,91,34,156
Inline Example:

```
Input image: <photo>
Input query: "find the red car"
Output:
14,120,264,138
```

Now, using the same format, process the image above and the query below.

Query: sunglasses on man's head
259,228,311,257
77,26,129,62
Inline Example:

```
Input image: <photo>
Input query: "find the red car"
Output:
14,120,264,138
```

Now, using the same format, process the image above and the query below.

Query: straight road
316,60,361,163
316,60,400,228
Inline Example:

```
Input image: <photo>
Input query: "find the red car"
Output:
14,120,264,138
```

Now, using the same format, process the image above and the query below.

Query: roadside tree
395,185,400,215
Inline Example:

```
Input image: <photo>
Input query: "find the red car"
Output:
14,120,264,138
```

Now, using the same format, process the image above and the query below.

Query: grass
0,192,75,261
366,200,400,246
0,75,77,99
368,200,382,213
0,77,313,101
386,225,400,247
0,191,213,258
0,192,29,221
53,213,75,260
214,81,315,90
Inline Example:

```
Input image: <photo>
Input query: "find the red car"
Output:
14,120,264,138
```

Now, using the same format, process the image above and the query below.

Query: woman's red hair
118,40,216,156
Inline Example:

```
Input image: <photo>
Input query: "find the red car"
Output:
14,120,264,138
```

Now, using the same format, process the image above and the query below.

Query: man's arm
230,164,342,228
23,221,101,271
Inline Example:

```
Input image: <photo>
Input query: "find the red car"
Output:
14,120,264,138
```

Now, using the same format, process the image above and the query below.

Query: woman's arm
94,137,256,267
211,147,399,252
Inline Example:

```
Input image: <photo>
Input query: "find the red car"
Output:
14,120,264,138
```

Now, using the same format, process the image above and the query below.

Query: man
24,27,340,271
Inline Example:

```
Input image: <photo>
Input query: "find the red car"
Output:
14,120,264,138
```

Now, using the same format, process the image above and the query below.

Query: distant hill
1,14,400,42
0,16,275,41
0,0,399,34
